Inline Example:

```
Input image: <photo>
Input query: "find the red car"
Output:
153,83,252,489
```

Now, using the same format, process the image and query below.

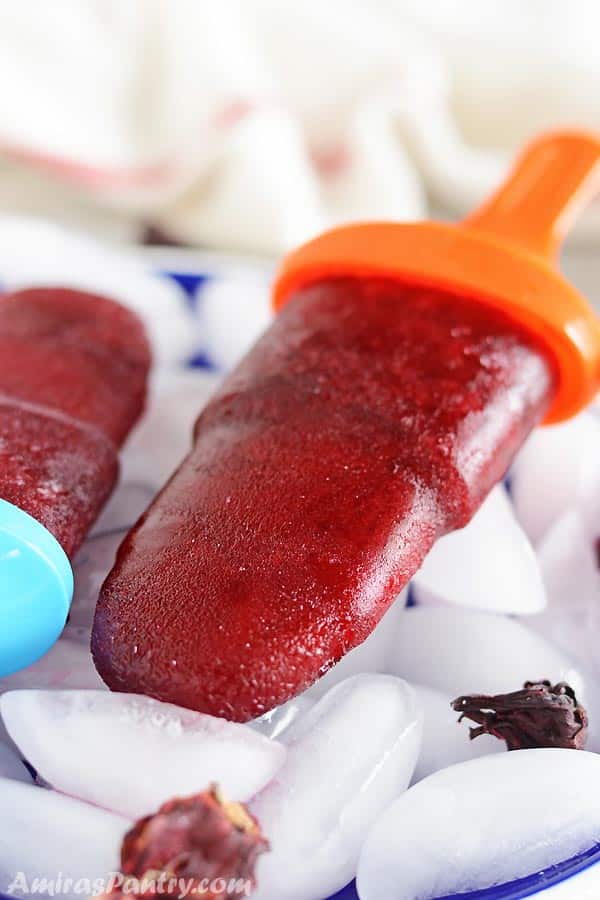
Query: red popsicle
92,131,600,722
0,287,150,557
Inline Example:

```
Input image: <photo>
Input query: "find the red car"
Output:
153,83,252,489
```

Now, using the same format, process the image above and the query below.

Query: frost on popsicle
0,776,128,899
0,287,150,558
250,674,422,900
357,750,600,900
453,680,588,750
412,485,546,615
0,691,285,819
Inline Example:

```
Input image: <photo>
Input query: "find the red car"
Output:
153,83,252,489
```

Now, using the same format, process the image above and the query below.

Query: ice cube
0,690,285,819
357,749,600,899
412,486,545,614
198,272,273,371
511,411,600,545
530,510,600,670
0,639,105,746
250,674,422,900
388,606,587,698
0,742,30,783
411,683,501,782
0,776,127,898
305,590,408,699
387,606,600,752
251,696,316,740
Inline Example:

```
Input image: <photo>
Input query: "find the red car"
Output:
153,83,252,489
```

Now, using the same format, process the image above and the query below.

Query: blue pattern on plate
316,837,600,900
161,269,223,371
161,270,211,310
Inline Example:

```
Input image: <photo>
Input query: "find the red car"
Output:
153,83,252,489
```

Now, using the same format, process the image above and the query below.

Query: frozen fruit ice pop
93,130,600,722
0,287,150,557
92,279,554,720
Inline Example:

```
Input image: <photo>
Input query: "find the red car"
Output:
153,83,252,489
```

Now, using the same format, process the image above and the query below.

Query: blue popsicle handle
0,498,73,677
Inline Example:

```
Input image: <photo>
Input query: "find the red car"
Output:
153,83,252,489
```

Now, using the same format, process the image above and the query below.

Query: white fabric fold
0,1,598,250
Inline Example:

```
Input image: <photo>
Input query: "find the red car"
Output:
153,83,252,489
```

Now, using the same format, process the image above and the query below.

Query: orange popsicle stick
273,130,600,424
464,130,600,260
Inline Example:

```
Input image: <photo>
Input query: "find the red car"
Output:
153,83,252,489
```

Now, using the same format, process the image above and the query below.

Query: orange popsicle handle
273,129,600,424
464,130,600,259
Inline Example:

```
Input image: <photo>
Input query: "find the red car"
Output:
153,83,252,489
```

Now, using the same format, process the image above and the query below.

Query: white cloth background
0,0,599,252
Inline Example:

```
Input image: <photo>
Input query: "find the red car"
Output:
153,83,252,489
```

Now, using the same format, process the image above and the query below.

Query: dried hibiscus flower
452,680,588,751
105,785,268,899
